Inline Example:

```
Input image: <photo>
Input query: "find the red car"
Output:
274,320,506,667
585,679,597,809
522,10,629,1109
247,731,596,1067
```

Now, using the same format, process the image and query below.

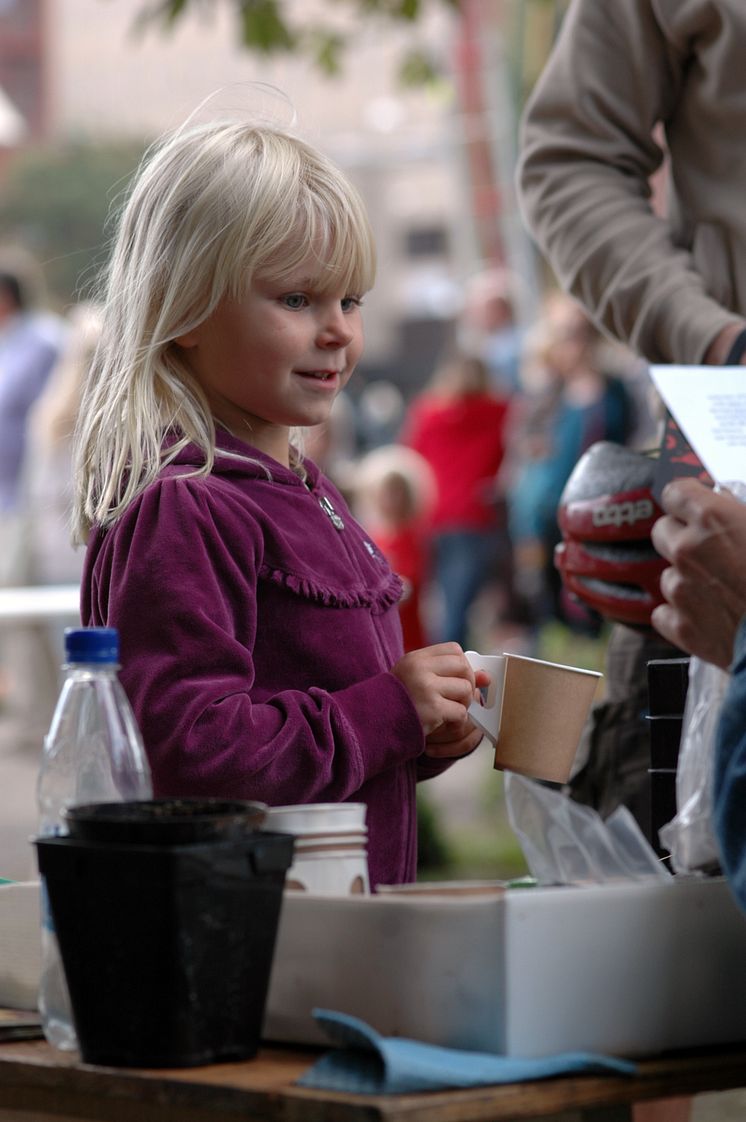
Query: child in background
354,445,435,652
71,111,486,889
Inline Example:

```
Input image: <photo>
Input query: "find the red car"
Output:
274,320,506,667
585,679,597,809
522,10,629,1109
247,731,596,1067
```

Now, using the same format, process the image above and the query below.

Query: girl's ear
173,328,199,349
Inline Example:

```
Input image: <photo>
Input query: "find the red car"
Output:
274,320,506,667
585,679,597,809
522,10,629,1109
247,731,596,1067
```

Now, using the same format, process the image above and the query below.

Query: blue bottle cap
64,627,120,664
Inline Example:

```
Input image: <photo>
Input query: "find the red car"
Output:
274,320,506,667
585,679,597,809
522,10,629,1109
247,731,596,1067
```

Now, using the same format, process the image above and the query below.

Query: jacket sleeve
516,0,743,364
84,478,426,804
713,618,746,911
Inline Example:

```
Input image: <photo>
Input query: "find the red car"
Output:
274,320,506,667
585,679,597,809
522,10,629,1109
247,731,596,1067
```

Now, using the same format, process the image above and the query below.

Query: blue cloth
296,1009,637,1094
714,616,746,909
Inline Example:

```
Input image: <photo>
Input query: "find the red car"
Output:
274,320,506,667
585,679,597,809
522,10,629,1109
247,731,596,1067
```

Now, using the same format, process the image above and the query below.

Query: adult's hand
651,479,746,668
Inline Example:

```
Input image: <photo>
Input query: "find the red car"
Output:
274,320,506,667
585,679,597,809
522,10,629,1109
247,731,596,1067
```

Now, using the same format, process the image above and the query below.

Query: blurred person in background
505,292,636,638
458,268,526,396
4,304,98,739
0,260,67,521
356,379,406,453
23,303,100,590
353,444,436,653
0,254,68,722
399,351,510,650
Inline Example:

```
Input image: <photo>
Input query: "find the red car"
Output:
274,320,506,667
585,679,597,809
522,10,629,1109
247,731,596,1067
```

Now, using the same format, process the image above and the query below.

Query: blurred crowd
0,249,661,736
311,267,659,659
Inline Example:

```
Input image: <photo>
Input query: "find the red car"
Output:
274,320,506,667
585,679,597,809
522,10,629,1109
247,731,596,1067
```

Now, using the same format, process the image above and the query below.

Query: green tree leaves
0,142,144,305
132,0,460,83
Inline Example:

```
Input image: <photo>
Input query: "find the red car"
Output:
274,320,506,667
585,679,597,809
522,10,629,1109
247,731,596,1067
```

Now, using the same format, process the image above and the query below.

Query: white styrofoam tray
263,876,746,1058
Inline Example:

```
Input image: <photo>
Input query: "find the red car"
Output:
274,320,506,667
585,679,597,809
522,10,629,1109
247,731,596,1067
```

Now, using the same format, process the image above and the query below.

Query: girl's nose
318,306,354,348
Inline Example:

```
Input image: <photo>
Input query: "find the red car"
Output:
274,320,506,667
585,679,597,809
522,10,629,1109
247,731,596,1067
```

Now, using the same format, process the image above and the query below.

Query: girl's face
176,252,365,466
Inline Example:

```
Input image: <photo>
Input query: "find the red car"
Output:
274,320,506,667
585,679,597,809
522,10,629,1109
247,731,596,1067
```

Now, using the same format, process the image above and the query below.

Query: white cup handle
465,652,507,746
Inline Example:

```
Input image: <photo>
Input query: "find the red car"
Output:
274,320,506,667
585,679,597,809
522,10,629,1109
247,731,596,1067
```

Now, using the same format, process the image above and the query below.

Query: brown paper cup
493,654,601,783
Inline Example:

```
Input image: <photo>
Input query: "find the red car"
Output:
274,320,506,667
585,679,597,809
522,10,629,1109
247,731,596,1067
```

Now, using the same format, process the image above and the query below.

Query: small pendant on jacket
319,495,345,531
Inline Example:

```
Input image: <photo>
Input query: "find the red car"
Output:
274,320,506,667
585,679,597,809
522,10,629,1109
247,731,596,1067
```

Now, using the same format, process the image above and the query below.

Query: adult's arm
517,0,743,364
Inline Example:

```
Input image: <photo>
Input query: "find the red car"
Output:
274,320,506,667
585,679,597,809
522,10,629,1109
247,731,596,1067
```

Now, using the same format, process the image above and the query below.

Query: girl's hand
424,715,485,759
390,642,488,745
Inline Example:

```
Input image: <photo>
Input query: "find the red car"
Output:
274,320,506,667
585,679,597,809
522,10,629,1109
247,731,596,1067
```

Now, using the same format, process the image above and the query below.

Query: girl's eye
282,293,308,309
341,296,363,312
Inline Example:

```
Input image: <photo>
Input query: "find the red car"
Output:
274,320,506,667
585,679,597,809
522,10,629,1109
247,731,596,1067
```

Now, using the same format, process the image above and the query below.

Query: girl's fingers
435,676,479,707
435,697,476,727
425,724,484,758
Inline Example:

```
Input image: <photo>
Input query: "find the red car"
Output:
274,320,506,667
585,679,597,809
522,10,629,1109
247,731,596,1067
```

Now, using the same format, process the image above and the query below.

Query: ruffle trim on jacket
259,563,404,613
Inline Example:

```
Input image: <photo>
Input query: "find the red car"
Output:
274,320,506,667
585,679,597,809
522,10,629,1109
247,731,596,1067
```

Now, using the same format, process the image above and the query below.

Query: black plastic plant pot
35,830,294,1068
63,797,268,845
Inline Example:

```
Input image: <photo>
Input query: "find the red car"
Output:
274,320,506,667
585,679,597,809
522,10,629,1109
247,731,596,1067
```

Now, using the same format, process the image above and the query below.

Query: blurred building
0,0,47,164
0,0,552,397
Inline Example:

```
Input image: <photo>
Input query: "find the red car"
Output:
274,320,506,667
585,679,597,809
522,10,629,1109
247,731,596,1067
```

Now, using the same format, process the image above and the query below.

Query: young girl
71,114,485,889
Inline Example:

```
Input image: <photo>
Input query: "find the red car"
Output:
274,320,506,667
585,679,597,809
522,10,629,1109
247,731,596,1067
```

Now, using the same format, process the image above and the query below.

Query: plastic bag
658,656,729,873
504,772,669,885
656,480,745,874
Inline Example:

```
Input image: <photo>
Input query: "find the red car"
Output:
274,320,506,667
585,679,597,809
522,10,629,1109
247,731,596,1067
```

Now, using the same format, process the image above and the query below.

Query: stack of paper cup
262,803,369,895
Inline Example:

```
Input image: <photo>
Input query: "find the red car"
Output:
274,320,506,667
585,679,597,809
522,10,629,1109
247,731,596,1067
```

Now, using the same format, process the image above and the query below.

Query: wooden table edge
0,1039,744,1121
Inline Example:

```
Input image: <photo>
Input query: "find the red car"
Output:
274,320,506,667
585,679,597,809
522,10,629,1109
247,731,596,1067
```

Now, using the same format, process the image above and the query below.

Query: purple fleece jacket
81,431,450,887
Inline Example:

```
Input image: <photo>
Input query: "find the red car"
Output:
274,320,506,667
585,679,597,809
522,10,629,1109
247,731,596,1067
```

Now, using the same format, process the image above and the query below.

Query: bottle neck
64,661,120,674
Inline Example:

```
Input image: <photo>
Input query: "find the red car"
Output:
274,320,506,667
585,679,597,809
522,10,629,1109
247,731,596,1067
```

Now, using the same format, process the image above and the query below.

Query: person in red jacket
400,351,510,649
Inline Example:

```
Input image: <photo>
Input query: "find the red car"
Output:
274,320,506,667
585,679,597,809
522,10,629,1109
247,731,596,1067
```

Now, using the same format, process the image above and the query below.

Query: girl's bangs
260,197,375,295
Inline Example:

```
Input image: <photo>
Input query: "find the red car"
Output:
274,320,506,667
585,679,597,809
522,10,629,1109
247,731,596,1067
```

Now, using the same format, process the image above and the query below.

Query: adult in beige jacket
517,0,746,895
519,16,746,1118
518,0,746,367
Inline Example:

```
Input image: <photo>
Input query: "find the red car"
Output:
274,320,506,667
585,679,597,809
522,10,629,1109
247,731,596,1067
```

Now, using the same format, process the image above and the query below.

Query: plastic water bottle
36,627,152,1050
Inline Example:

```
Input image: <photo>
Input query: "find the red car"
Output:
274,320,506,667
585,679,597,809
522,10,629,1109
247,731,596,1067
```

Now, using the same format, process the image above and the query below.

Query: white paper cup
263,803,367,835
285,848,369,895
494,653,601,783
293,833,368,852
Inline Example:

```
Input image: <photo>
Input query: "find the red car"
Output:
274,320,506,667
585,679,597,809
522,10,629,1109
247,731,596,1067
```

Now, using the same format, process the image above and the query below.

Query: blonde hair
354,445,436,527
72,117,376,543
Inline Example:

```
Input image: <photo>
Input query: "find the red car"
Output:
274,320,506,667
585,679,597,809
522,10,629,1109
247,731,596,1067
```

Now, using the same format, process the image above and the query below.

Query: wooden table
0,1038,745,1122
